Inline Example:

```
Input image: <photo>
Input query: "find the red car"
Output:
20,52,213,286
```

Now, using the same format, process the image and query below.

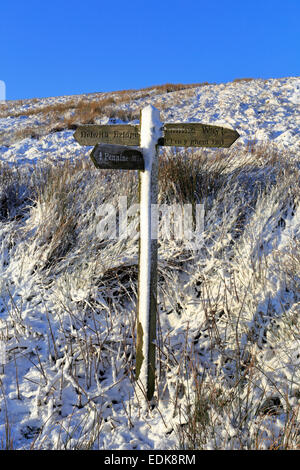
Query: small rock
258,396,283,416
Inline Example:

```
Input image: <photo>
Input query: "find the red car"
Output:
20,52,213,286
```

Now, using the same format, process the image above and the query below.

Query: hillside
0,77,299,450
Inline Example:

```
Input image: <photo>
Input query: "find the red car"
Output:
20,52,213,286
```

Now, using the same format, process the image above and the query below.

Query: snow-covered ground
0,77,299,167
0,77,299,450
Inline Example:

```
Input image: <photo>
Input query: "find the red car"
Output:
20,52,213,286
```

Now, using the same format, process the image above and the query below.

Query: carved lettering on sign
162,123,239,148
74,125,140,146
90,144,144,170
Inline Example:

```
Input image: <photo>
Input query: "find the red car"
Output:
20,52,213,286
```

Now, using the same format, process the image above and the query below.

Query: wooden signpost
74,106,240,402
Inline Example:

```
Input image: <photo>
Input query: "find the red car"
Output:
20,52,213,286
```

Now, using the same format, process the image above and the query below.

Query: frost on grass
0,141,298,450
0,77,299,449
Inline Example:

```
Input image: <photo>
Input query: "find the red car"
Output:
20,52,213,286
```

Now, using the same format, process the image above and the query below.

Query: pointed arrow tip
235,130,240,141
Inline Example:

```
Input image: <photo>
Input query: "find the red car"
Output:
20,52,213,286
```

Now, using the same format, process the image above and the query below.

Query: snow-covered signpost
136,106,162,401
74,105,239,402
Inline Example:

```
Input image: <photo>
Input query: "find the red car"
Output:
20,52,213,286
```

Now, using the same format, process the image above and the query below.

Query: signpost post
136,106,162,401
74,106,240,402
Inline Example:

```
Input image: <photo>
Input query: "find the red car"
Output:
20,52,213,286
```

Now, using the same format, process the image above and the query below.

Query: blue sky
1,0,299,100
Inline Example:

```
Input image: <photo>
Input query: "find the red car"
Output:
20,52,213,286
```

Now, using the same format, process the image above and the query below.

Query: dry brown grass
232,78,255,83
158,148,231,205
0,81,216,146
1,82,210,121
140,82,212,93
